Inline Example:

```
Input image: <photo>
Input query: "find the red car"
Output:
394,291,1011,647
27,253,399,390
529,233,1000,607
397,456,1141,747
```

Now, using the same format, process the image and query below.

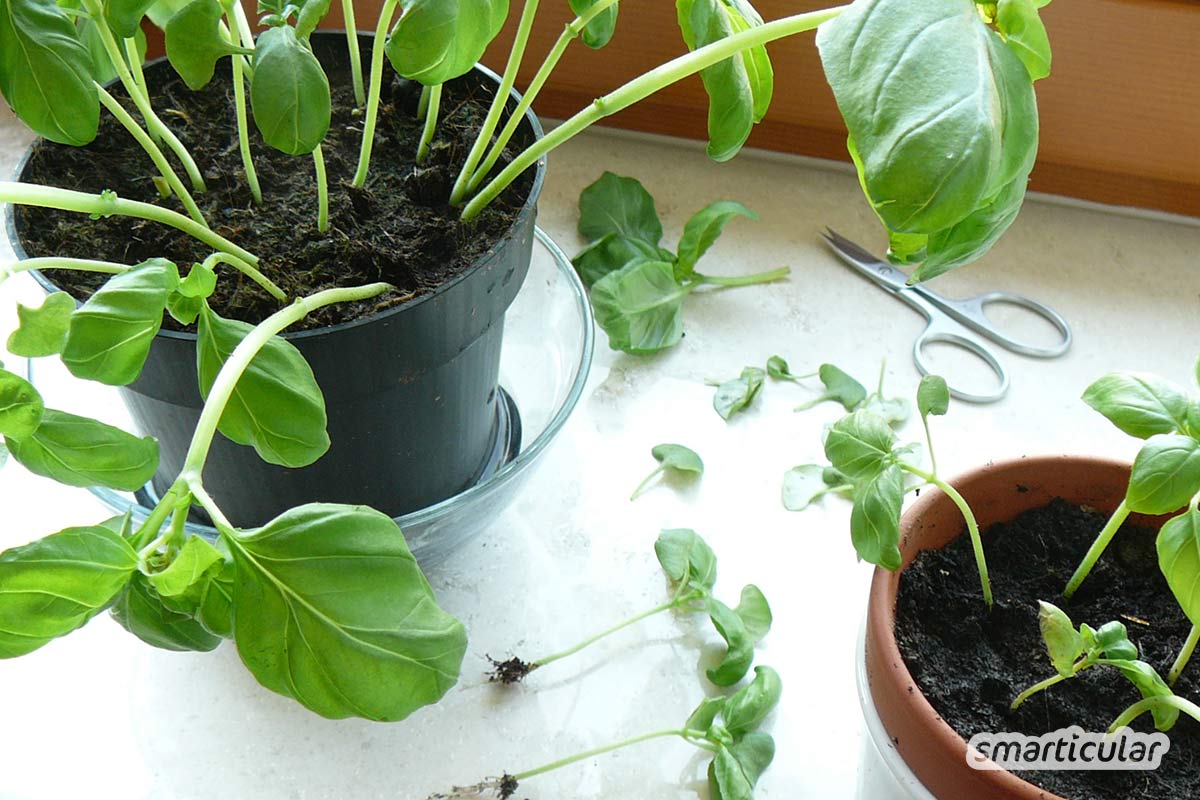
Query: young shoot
1013,602,1178,732
794,364,867,412
573,173,789,355
439,665,781,800
488,529,771,688
630,443,704,501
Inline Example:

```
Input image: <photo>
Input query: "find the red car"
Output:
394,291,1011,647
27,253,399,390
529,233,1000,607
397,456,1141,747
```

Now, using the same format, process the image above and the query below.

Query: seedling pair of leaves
572,172,789,355
1012,602,1180,731
631,443,704,501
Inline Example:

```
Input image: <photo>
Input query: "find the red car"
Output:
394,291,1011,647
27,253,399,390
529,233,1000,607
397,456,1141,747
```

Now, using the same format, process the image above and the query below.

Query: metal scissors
821,228,1072,404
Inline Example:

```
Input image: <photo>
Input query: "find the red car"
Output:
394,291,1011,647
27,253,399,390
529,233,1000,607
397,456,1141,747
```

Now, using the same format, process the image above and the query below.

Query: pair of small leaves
631,443,703,501
685,666,780,800
711,367,764,421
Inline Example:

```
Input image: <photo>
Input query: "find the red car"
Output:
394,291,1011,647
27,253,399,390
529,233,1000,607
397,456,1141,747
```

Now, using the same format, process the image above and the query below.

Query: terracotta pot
863,455,1167,800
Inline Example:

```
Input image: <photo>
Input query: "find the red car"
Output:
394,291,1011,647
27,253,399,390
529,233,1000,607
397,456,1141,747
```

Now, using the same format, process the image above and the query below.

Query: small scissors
821,228,1072,404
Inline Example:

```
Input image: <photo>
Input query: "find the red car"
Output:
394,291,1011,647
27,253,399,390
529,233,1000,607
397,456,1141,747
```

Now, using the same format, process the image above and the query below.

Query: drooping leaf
823,409,897,480
110,573,222,651
686,695,727,732
0,367,43,439
577,171,664,245
675,200,757,281
0,525,137,657
571,233,665,289
1037,601,1083,677
250,25,331,154
590,260,691,355
6,409,157,490
0,0,99,145
60,259,178,386
196,302,330,468
225,503,468,721
1157,509,1200,626
733,584,771,642
105,0,157,38
1083,372,1190,440
165,0,249,90
721,665,781,737
917,374,951,419
385,0,509,85
7,292,74,358
1107,660,1179,731
995,0,1051,81
766,355,806,382
1126,434,1200,514
655,527,717,594
709,732,775,800
712,366,765,420
568,0,617,48
849,464,904,570
706,596,754,686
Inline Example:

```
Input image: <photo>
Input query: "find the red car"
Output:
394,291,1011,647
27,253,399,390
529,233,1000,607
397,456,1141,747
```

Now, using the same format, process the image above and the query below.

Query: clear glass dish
25,226,593,565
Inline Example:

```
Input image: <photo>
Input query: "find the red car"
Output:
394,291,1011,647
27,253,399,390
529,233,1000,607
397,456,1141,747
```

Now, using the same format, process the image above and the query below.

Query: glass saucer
25,226,593,565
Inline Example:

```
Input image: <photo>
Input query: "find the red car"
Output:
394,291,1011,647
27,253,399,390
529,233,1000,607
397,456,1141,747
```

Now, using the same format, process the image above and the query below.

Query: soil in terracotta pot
895,499,1200,799
13,36,536,331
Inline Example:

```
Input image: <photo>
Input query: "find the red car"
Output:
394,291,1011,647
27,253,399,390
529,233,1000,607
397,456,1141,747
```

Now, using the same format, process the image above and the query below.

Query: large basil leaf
385,0,509,85
709,732,775,800
572,233,664,288
0,525,137,657
165,0,248,90
6,409,158,490
1126,434,1200,515
0,367,44,439
0,0,99,145
251,25,331,155
850,464,904,570
568,0,617,49
817,0,1039,279
60,259,178,386
590,260,690,355
196,303,330,468
823,409,896,480
577,171,664,245
225,504,468,721
110,573,223,651
1157,510,1200,626
1083,372,1190,440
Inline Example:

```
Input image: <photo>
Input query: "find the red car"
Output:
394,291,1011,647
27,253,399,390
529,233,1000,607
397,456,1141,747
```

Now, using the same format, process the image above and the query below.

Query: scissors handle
927,290,1073,358
913,319,1010,404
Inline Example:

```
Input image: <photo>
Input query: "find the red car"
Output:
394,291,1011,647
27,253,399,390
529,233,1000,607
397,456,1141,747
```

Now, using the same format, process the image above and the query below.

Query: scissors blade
821,228,911,293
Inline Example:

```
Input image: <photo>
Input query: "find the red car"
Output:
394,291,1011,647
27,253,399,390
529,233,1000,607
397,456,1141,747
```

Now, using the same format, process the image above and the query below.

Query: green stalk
82,0,207,192
1169,624,1200,687
530,596,687,668
341,0,366,106
630,466,666,501
94,83,207,225
416,84,442,165
1010,659,1092,710
226,11,262,203
178,283,392,479
417,84,430,118
0,256,129,285
462,5,847,220
200,252,286,302
0,182,276,294
900,463,992,608
448,0,542,206
130,482,186,550
313,145,330,232
1063,500,1131,599
466,0,621,193
1109,694,1200,733
352,0,403,187
693,267,791,288
512,729,704,782
125,37,150,99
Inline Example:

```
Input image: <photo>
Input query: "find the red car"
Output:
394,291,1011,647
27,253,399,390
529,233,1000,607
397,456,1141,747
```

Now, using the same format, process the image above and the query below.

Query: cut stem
416,84,442,165
1010,659,1093,710
340,0,366,106
313,145,330,232
94,83,207,225
1109,694,1200,733
512,728,696,782
1169,624,1200,687
461,5,847,219
694,267,791,288
900,463,992,608
630,465,666,501
352,0,402,187
448,0,542,206
531,596,689,668
1063,500,1131,599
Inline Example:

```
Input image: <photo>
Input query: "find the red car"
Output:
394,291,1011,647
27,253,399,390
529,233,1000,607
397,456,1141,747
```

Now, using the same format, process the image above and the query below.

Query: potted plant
0,0,1052,722
798,369,1200,798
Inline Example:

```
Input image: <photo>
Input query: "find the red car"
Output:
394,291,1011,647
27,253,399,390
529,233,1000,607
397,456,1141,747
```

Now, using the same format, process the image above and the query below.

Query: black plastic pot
7,34,546,527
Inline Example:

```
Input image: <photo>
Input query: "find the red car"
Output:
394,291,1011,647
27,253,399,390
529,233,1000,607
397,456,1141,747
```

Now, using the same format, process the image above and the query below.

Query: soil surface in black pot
14,36,536,331
896,499,1200,799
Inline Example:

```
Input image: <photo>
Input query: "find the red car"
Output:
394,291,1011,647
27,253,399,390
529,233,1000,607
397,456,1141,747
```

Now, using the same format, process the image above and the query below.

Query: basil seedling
490,529,771,688
630,443,704,501
708,366,767,420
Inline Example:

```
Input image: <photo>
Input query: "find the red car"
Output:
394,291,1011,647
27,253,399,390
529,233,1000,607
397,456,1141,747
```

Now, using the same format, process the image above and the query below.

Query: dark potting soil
13,36,536,331
895,499,1200,799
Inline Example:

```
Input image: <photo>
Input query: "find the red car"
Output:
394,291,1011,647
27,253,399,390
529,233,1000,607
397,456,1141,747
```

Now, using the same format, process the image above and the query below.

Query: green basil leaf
796,363,866,411
917,374,951,419
385,0,508,85
1107,660,1179,731
655,527,717,594
571,233,663,289
709,732,775,800
110,573,222,651
251,25,331,154
995,0,1051,81
766,355,798,381
79,14,147,84
1093,620,1137,661
1083,372,1190,440
1157,509,1200,626
706,596,753,686
61,259,178,386
782,464,840,511
722,665,781,737
105,0,156,38
1036,601,1083,677
164,0,247,90
676,0,753,161
651,443,704,475
148,534,224,607
8,292,75,358
225,503,468,721
0,367,44,439
294,0,331,39
734,584,771,642
0,524,137,657
1126,434,1200,514
145,0,188,25
849,463,903,570
590,260,690,355
577,171,664,245
817,0,1038,277
823,409,897,480
6,408,157,490
675,200,757,281
177,262,217,298
0,0,99,145
686,695,727,732
196,302,330,468
568,0,617,48
713,366,765,421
